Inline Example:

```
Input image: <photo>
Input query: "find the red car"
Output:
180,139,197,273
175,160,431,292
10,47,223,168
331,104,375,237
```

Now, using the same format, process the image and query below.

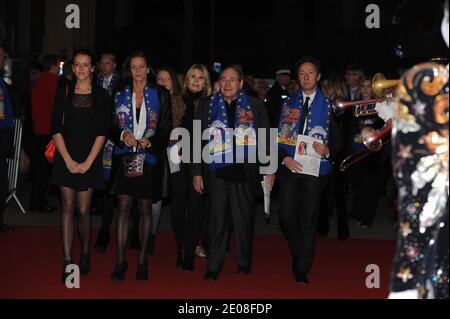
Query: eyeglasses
219,78,239,84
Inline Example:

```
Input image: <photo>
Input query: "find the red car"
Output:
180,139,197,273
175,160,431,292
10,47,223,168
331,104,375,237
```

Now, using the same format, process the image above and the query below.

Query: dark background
1,0,448,79
95,0,449,78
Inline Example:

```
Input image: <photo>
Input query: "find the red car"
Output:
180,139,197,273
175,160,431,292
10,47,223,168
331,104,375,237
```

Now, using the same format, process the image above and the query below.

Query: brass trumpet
340,138,391,172
334,72,399,171
339,73,399,171
333,73,399,118
372,73,399,98
333,98,382,117
354,104,378,117
363,120,393,151
340,121,393,171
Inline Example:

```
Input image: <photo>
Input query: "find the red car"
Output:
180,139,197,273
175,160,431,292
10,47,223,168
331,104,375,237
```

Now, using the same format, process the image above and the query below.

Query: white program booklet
293,135,322,177
167,144,181,174
261,175,271,215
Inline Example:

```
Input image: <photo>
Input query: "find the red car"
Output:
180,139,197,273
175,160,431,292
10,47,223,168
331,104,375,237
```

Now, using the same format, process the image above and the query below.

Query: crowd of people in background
0,47,397,285
1,0,448,301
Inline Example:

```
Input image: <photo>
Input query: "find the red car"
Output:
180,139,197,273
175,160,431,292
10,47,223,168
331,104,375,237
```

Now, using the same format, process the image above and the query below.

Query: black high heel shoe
136,261,148,280
80,252,90,276
182,252,195,272
62,260,73,284
111,260,128,282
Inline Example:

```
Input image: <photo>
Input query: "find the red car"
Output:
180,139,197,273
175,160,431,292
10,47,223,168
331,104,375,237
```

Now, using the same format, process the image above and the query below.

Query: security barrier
6,118,26,214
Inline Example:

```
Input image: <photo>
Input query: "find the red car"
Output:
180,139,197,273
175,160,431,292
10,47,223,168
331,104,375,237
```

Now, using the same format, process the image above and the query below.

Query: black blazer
266,82,289,128
277,108,343,180
191,95,271,197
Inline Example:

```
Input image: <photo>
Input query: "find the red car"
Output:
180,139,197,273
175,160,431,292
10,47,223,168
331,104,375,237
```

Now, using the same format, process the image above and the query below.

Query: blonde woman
321,76,348,101
182,64,212,97
348,77,387,229
318,75,350,241
171,64,211,270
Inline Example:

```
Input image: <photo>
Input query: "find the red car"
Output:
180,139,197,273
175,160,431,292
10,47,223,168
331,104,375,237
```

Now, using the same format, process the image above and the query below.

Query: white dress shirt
102,74,113,90
301,90,317,134
350,87,358,101
120,93,147,150
132,93,147,140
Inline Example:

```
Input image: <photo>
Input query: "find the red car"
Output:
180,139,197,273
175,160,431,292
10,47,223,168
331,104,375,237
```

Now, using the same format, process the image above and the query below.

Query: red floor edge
0,226,396,299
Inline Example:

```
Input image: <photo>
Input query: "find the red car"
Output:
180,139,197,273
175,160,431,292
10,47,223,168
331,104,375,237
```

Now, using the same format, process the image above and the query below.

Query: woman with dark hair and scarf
133,65,187,255
110,51,171,282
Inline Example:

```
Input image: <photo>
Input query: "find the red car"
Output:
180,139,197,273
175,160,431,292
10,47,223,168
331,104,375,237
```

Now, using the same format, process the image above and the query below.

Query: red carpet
0,226,396,299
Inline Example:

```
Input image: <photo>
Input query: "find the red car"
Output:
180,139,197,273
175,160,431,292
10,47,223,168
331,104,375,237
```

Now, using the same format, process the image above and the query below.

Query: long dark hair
72,49,95,66
121,50,155,86
156,65,182,96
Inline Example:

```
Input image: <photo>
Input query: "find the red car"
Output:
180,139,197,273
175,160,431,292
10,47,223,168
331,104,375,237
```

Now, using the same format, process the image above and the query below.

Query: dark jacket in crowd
191,95,271,198
277,110,344,180
266,81,289,128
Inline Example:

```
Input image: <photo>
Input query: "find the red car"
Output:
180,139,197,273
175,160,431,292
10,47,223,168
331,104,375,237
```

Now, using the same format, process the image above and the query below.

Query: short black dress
115,107,155,199
51,84,111,191
115,160,153,199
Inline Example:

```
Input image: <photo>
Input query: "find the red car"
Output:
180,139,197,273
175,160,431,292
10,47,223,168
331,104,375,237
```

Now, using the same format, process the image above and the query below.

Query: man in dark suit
192,66,275,281
266,67,291,128
277,57,343,284
96,52,122,96
344,64,365,101
93,51,123,252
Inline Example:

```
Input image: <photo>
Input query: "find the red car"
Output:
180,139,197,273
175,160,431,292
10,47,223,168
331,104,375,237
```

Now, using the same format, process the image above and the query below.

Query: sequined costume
390,62,449,299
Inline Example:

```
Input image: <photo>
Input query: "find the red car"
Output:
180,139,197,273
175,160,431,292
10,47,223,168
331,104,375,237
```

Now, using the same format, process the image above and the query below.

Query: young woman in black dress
110,51,172,281
51,49,111,282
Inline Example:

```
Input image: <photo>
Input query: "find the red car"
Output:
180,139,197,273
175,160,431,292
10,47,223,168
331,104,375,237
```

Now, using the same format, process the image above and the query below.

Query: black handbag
122,142,146,178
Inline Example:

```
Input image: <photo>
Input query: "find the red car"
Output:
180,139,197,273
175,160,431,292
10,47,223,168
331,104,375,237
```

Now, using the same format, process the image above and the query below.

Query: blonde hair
321,76,348,101
355,77,373,100
182,64,212,97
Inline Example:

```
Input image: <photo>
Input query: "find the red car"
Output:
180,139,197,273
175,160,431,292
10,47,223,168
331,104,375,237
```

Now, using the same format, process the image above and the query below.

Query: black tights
116,195,152,264
60,186,94,261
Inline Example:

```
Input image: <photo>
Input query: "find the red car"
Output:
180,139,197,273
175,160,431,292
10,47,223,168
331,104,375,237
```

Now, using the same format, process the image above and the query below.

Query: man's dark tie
299,96,310,134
